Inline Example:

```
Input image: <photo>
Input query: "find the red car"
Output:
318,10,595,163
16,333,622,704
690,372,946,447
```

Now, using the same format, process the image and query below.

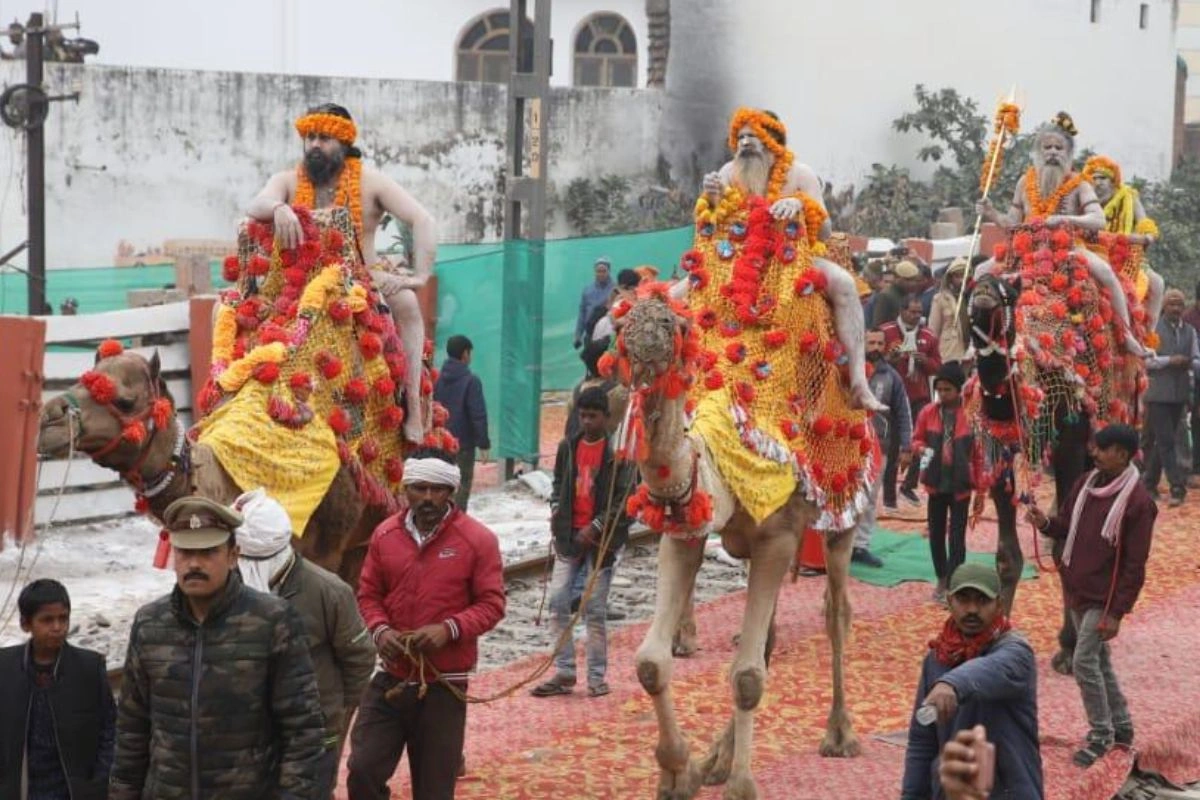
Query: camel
609,251,873,800
38,208,446,585
965,221,1148,672
37,349,378,581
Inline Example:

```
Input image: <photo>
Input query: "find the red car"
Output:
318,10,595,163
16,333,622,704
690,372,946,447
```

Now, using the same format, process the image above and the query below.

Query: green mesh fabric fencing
1,226,693,456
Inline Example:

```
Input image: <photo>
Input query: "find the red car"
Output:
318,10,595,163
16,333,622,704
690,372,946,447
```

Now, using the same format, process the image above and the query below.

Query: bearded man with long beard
692,109,882,411
248,103,436,443
976,112,1144,355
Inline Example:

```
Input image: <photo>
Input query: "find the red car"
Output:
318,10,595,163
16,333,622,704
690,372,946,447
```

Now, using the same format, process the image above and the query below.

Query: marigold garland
726,107,794,202
294,113,358,146
980,102,1021,193
217,342,287,393
1024,167,1083,218
294,156,364,248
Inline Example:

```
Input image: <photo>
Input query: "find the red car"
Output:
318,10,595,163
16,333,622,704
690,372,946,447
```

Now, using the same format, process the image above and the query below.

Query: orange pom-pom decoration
359,332,383,360
704,371,724,390
222,255,241,282
253,362,280,384
811,416,834,437
374,376,396,397
763,329,788,348
316,351,343,380
97,339,124,359
344,378,369,404
328,299,352,323
385,457,404,483
80,371,117,405
380,405,404,430
122,420,147,444
247,255,271,277
151,397,173,428
597,352,616,378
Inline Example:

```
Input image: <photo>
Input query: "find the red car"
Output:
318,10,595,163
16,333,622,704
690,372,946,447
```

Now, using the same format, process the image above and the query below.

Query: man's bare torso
1013,172,1099,221
278,166,387,262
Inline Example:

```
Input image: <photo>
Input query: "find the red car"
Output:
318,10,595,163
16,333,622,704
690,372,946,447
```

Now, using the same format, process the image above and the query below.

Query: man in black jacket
0,579,115,800
433,334,491,510
110,496,325,800
532,386,637,699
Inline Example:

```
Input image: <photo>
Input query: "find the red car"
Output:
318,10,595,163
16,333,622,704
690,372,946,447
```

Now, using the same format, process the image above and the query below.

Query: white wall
725,0,1178,187
0,0,649,87
0,62,686,268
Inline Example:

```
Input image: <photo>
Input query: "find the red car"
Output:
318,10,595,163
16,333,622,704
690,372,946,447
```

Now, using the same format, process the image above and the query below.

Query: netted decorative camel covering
194,208,453,534
678,191,878,530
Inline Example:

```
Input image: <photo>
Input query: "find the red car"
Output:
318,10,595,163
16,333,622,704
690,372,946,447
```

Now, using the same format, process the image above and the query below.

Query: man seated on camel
677,108,881,411
976,112,1144,356
247,103,436,443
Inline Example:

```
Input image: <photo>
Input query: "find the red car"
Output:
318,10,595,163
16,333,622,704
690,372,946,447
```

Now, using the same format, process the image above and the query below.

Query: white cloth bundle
402,458,462,490
234,487,295,593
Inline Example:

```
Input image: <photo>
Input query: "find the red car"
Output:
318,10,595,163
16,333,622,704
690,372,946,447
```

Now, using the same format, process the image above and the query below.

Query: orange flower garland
1081,155,1121,188
294,155,364,248
980,102,1021,193
1024,167,1083,218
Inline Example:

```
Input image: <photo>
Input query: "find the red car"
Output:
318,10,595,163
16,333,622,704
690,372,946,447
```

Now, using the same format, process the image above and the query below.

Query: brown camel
38,349,380,584
616,294,861,800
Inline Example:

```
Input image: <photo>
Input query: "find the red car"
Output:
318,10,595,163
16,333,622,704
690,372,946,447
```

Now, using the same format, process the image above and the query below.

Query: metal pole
25,13,47,316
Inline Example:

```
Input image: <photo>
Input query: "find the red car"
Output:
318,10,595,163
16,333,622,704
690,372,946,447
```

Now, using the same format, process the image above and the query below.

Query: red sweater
1043,473,1157,618
357,506,506,681
879,321,941,404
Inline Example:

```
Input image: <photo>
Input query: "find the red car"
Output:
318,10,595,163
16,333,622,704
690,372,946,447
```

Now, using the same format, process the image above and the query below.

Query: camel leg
672,589,698,657
991,482,1023,616
701,617,775,787
722,530,797,800
819,527,860,757
636,535,706,800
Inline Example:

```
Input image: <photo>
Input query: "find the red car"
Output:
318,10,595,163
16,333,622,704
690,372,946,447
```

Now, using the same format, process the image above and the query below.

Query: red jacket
912,401,978,499
357,505,506,682
879,321,941,404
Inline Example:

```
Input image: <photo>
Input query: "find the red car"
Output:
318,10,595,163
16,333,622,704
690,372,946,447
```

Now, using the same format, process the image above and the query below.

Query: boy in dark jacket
532,386,637,699
433,334,491,510
0,579,115,800
901,564,1042,800
906,362,975,602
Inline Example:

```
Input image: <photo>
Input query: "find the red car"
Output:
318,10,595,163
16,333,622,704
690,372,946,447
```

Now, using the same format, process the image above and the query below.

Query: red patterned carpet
336,491,1200,799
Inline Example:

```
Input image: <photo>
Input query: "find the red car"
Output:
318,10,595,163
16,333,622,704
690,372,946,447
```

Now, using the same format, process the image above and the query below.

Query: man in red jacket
881,294,942,505
346,447,506,800
1026,424,1156,768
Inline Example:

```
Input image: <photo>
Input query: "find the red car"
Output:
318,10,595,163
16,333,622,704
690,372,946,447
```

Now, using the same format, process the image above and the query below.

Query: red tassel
153,529,172,569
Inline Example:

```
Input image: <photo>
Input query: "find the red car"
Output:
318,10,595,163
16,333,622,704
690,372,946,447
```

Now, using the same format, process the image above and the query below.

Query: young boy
906,362,975,603
0,579,116,799
532,385,637,699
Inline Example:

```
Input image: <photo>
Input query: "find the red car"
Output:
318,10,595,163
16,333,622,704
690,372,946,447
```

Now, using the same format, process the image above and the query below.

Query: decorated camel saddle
196,207,454,535
613,188,878,534
981,221,1146,461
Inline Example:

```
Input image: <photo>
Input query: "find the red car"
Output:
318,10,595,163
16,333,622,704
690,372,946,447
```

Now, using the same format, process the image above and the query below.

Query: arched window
574,13,637,88
456,9,533,83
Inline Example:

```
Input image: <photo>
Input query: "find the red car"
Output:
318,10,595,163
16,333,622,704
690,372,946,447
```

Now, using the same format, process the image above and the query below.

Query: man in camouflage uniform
109,496,326,800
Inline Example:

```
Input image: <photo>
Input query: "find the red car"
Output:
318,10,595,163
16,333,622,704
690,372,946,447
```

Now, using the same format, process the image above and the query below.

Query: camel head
607,286,697,396
968,273,1020,354
39,341,174,474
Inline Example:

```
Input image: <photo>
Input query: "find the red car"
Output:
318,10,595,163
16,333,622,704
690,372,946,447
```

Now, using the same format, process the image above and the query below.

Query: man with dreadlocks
1081,154,1166,329
696,108,882,412
977,112,1144,356
248,103,436,443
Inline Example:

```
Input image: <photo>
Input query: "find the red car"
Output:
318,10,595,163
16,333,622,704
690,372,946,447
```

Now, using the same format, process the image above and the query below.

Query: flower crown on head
1045,111,1078,140
1082,155,1122,187
295,113,357,146
727,107,789,158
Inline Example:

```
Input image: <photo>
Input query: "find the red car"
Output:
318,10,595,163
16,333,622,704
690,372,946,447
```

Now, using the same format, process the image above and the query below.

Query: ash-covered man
234,488,376,800
977,112,1142,355
248,103,436,443
696,108,882,411
348,448,506,800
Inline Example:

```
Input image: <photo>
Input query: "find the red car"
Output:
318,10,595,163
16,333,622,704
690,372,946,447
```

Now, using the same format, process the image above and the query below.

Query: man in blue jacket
901,563,1042,800
434,334,491,510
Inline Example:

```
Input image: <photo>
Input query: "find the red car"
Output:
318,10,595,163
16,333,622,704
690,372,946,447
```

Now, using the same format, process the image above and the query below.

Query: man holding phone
900,564,1043,799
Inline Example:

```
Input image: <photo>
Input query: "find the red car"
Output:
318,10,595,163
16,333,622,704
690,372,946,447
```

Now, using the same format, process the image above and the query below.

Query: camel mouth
37,418,75,459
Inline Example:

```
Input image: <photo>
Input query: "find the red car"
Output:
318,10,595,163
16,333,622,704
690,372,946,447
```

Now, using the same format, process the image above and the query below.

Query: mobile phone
971,740,995,794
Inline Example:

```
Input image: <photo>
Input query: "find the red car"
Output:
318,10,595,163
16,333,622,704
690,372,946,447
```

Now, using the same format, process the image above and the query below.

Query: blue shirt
576,279,614,342
900,631,1043,800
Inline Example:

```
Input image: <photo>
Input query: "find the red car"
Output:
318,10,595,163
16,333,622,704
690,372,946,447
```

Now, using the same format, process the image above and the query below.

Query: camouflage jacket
110,570,325,800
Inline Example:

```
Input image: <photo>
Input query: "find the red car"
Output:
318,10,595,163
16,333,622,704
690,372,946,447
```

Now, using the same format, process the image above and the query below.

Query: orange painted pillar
900,238,934,265
189,296,216,415
847,235,869,253
0,316,46,546
978,224,1006,261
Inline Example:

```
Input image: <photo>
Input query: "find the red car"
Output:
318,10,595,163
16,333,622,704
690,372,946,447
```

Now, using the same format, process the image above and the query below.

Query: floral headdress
295,113,358,147
1081,155,1122,187
1037,111,1078,150
726,108,794,202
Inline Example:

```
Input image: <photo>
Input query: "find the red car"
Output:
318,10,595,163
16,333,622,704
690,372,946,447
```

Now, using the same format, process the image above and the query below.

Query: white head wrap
233,488,295,593
402,457,462,491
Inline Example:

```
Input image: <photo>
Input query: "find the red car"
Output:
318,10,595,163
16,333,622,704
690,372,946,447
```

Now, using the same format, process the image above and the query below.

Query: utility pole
25,13,47,315
501,0,550,477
